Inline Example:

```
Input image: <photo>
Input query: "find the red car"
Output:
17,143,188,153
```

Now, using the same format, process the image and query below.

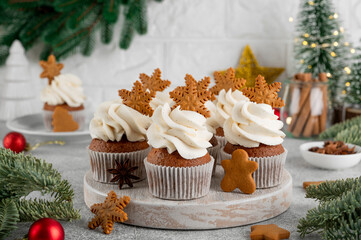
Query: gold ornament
219,45,284,87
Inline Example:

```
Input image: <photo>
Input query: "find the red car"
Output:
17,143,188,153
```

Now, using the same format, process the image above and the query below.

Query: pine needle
0,199,19,240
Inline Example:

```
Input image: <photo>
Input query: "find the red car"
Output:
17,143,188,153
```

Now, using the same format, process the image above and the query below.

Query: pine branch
102,0,121,23
130,0,147,34
100,20,114,44
16,199,80,222
335,124,361,145
0,199,19,240
306,177,361,202
0,148,74,202
54,0,93,12
66,3,99,30
319,115,361,139
298,186,361,239
119,5,134,49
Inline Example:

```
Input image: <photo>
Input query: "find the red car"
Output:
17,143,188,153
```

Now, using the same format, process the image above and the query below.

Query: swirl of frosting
211,89,250,128
90,99,152,142
150,91,174,110
224,101,285,148
41,74,85,107
147,103,212,159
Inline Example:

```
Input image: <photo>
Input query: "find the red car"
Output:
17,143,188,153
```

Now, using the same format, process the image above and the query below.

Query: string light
289,17,294,22
340,27,344,33
351,48,356,54
344,67,351,75
334,13,338,19
330,52,336,57
303,41,308,46
311,43,316,48
333,42,338,46
322,43,330,48
326,73,332,77
345,81,351,86
342,90,346,95
333,30,339,36
308,65,312,69
344,42,349,46
304,33,309,38
300,59,305,64
286,117,292,125
308,1,315,5
329,15,333,20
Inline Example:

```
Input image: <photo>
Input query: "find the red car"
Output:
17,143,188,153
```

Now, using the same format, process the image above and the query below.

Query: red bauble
3,132,27,153
28,218,64,240
273,108,280,120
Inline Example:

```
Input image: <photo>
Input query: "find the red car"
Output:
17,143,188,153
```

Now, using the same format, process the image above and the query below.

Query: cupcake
220,75,287,188
144,74,214,200
88,80,155,186
39,55,86,131
208,68,247,150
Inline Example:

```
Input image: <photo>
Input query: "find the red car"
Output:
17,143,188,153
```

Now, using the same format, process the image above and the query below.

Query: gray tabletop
1,121,359,240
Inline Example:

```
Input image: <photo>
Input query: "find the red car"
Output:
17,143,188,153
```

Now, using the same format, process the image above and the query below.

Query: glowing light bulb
303,41,308,46
310,43,316,48
308,1,314,5
330,52,336,57
308,65,312,69
304,33,309,38
340,27,344,33
342,90,346,95
334,13,338,19
322,43,330,48
286,117,292,125
351,48,356,54
289,17,294,22
333,30,339,36
329,15,334,20
333,42,338,46
345,81,351,86
300,59,305,64
326,73,332,77
344,42,349,46
344,67,351,75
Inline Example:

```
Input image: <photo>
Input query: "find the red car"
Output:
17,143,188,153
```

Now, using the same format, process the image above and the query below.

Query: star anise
107,159,140,189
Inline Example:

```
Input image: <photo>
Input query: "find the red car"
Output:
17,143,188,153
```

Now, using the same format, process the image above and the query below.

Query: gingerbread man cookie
221,149,258,194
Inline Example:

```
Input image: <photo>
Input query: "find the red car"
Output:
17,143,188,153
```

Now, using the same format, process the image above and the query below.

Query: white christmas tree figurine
0,40,38,121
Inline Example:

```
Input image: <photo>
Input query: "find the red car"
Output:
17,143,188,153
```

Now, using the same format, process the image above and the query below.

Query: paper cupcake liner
144,157,214,200
88,147,151,183
207,144,220,175
215,135,226,164
220,149,288,189
43,109,85,131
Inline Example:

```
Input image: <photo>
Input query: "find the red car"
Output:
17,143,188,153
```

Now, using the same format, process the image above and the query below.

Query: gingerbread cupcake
88,80,155,184
40,55,86,131
206,68,248,162
220,75,287,188
144,74,214,200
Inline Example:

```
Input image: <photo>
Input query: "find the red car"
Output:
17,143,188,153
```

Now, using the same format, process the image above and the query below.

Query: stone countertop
1,121,360,240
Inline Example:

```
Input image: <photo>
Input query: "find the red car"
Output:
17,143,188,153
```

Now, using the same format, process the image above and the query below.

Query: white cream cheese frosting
206,89,250,132
150,91,174,110
224,101,285,148
147,103,212,159
89,99,152,142
41,73,85,107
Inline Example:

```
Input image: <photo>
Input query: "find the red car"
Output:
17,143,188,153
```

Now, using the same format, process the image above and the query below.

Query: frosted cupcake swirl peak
150,91,174,110
224,101,285,148
90,99,152,142
147,103,212,159
41,73,85,107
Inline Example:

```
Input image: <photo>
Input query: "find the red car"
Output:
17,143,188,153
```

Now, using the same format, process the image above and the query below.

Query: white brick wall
2,0,361,111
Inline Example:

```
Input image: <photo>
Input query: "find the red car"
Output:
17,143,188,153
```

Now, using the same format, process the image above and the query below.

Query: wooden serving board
84,167,292,230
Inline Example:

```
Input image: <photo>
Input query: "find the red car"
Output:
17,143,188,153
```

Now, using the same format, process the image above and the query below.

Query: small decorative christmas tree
343,44,361,106
294,0,351,107
298,177,361,239
0,40,38,121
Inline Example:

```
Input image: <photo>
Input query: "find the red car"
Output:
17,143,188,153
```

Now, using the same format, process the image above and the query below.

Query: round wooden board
84,167,292,230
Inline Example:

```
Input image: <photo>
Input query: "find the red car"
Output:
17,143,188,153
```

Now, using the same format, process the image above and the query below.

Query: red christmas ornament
3,132,27,153
28,218,64,240
273,108,280,120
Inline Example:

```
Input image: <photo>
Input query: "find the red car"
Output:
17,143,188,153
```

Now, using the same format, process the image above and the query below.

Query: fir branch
0,148,74,202
16,199,80,222
335,124,361,145
319,115,361,139
130,0,147,34
306,177,361,202
0,199,19,240
102,0,121,23
66,2,98,30
100,20,114,44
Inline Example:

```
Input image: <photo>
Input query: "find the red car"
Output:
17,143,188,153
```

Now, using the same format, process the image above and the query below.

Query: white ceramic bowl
299,141,361,170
